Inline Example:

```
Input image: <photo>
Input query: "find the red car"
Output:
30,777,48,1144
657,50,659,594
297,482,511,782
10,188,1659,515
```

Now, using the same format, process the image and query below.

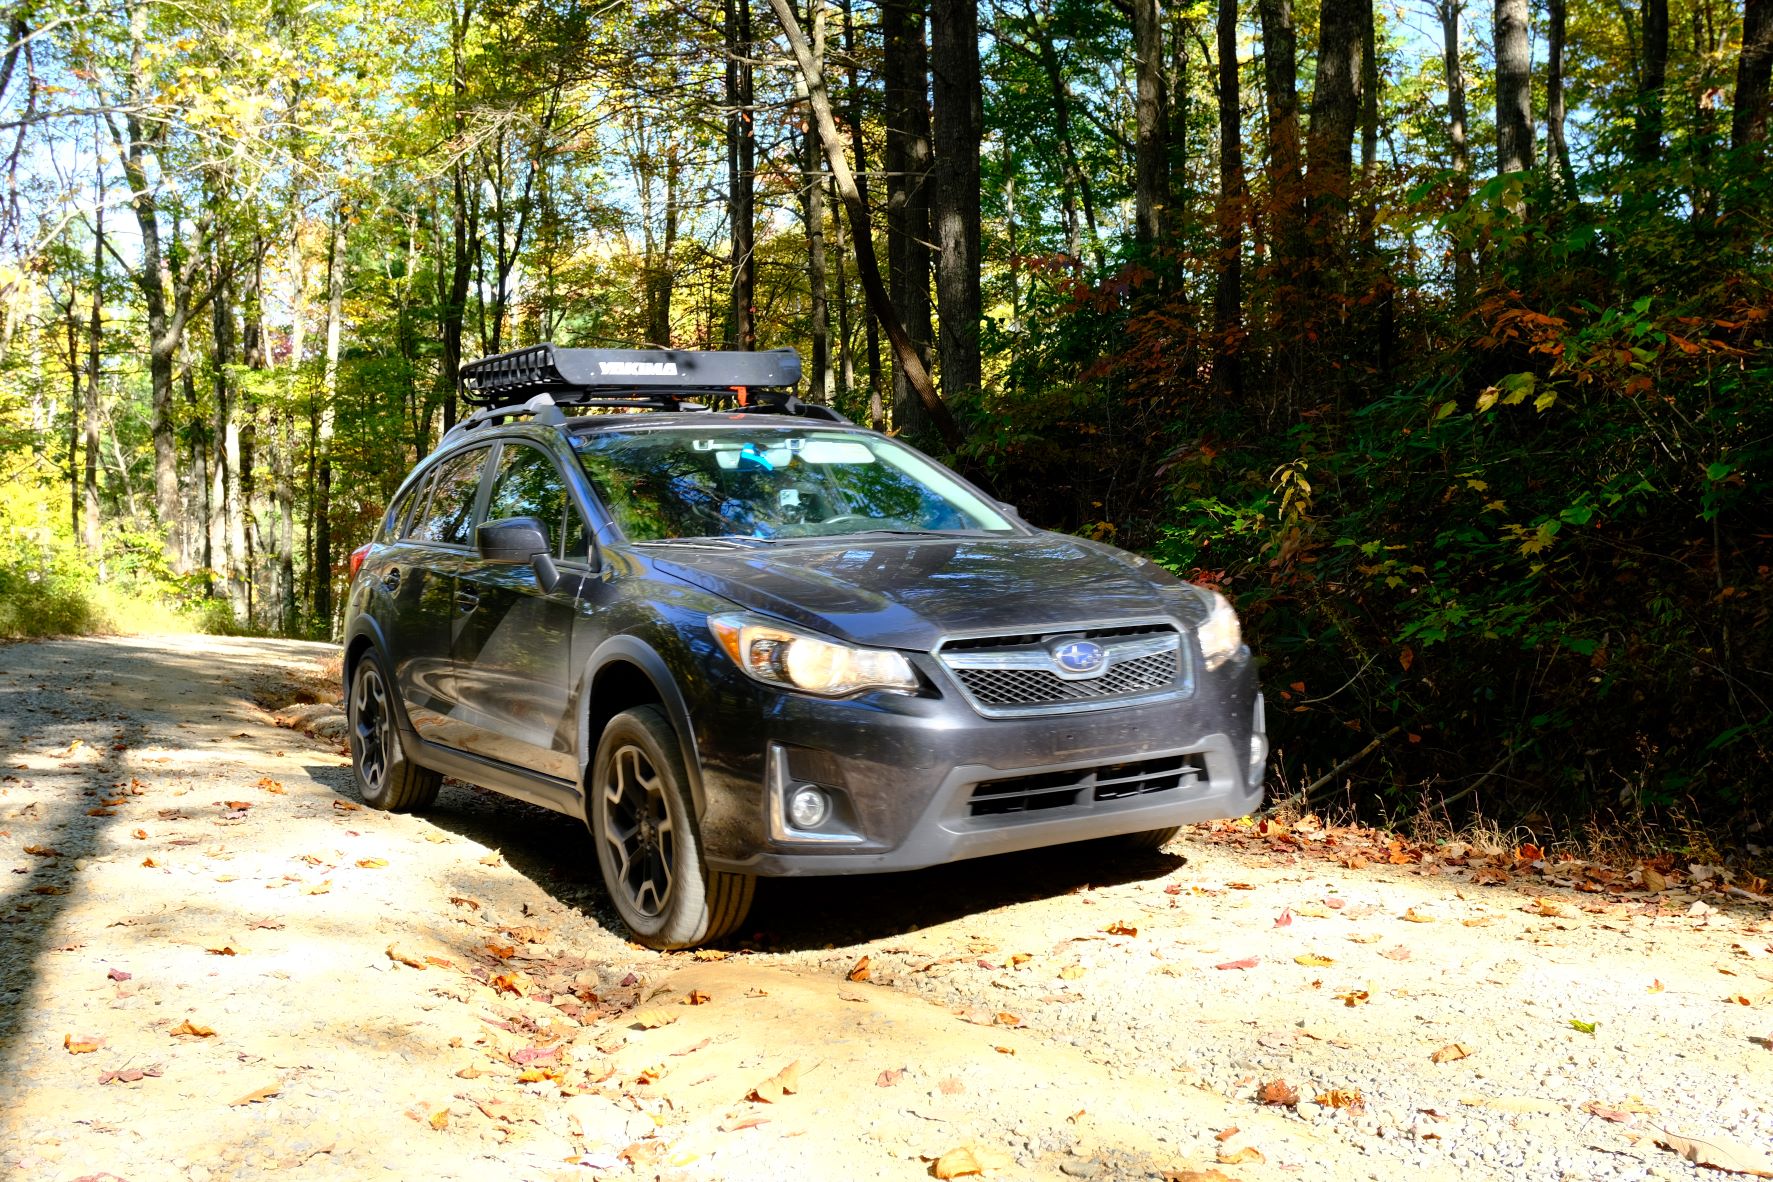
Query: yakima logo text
598,361,678,376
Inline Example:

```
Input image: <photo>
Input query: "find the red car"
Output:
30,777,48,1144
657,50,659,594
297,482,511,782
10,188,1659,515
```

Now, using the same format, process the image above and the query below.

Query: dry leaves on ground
1652,1128,1773,1177
746,1060,801,1103
169,1020,215,1038
929,1143,1014,1178
1257,1079,1299,1107
1431,1043,1470,1063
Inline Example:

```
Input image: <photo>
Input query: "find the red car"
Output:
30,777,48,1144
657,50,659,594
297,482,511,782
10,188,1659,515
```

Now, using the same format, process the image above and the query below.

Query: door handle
380,568,401,594
454,588,480,613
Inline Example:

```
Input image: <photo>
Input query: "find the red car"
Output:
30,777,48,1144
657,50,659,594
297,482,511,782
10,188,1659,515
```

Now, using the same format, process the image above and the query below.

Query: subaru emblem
1051,639,1107,675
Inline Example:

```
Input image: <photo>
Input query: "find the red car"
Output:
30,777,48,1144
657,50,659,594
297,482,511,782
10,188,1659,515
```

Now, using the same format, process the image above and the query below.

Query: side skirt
403,726,585,820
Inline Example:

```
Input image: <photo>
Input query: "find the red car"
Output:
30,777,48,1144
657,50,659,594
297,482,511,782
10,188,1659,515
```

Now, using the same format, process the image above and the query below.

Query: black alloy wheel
347,652,442,812
589,706,754,949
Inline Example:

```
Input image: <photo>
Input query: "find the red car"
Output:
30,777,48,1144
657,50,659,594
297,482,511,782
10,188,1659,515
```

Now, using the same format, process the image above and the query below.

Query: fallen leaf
1527,898,1565,917
1274,908,1294,928
256,776,286,794
692,948,730,961
98,1063,164,1085
1315,1088,1364,1110
1570,1019,1598,1034
938,1076,965,1095
1216,1145,1265,1165
1215,957,1259,971
31,884,67,895
24,845,62,858
423,831,449,843
1162,1172,1235,1182
1642,867,1669,892
1581,1101,1640,1126
248,918,284,931
304,880,331,895
721,1115,771,1132
428,1108,449,1131
356,857,389,869
490,971,534,998
1402,908,1434,923
332,800,360,812
106,967,131,982
994,1011,1024,1027
683,989,711,1005
64,1033,103,1054
1293,903,1332,919
930,1143,1015,1179
229,1082,282,1106
1431,1043,1470,1063
746,1059,801,1103
1104,920,1138,936
629,1006,679,1029
483,942,516,960
877,1067,906,1087
1652,1127,1773,1177
169,1020,216,1038
1214,1127,1240,1142
1257,1079,1299,1106
1460,916,1494,927
386,945,426,970
206,944,239,957
478,850,503,866
1295,954,1334,967
848,955,872,982
1058,964,1086,980
1380,945,1413,962
132,829,148,840
1335,990,1370,1007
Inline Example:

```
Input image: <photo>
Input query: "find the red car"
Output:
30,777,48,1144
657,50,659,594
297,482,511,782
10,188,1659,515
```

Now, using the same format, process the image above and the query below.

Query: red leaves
1214,957,1260,971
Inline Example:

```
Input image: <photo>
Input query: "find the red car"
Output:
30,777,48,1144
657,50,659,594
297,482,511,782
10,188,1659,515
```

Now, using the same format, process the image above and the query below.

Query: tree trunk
839,0,885,427
831,173,854,405
1307,0,1366,223
1131,0,1170,247
801,0,831,399
440,0,475,427
1257,0,1305,254
1493,0,1534,178
313,204,345,633
1021,25,1103,269
1359,0,1380,250
726,0,757,349
883,0,935,434
211,209,248,621
1635,0,1669,162
930,0,983,408
83,196,103,562
1733,0,1773,148
1439,0,1473,304
1214,0,1244,399
767,0,962,449
1546,0,1577,198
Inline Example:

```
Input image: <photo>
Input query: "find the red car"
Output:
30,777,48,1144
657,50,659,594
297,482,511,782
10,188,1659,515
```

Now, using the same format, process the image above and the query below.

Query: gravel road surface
1,635,1769,1182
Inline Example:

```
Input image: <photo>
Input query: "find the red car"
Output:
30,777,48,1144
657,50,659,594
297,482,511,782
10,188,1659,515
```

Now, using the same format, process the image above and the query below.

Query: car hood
646,533,1180,651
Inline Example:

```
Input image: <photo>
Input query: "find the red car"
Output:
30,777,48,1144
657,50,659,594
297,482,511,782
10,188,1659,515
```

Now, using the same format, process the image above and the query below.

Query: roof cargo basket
458,344,803,409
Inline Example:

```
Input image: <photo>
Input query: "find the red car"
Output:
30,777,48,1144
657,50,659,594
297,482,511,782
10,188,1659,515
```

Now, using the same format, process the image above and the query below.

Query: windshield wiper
631,536,780,549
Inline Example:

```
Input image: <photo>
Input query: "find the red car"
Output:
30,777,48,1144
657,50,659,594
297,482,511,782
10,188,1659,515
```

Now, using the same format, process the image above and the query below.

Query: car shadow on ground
309,762,1184,952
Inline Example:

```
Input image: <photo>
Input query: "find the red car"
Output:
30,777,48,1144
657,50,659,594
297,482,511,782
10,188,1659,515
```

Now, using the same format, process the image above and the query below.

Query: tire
590,706,755,950
347,652,442,812
1116,826,1181,851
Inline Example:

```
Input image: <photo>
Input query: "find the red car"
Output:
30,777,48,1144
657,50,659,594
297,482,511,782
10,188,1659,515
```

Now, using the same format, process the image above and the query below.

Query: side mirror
477,517,562,594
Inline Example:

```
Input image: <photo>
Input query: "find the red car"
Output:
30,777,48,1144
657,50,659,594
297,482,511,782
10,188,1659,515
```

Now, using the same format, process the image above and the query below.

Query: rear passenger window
382,480,422,542
409,448,490,545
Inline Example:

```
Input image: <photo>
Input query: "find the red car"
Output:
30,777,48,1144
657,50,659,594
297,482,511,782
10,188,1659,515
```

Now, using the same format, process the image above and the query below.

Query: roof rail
459,343,803,407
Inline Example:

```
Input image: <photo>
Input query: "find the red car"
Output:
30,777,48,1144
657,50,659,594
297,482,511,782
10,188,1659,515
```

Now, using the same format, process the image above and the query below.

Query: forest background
0,0,1767,841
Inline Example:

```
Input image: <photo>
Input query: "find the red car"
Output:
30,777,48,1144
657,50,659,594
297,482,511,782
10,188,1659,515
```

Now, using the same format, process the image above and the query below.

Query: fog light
1250,732,1269,774
787,785,830,830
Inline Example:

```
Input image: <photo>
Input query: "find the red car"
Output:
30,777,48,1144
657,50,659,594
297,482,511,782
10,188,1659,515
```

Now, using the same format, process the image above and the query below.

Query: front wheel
590,706,754,949
347,652,441,812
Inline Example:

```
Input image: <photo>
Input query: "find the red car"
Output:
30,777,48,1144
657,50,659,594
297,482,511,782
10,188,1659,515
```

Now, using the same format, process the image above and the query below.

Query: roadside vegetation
0,0,1765,841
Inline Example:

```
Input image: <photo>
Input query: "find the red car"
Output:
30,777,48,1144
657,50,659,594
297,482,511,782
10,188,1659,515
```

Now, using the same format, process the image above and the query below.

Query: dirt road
1,635,1769,1182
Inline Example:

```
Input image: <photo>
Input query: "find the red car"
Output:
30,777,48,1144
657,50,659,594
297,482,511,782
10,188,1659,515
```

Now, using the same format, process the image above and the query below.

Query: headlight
1197,589,1244,671
708,614,919,697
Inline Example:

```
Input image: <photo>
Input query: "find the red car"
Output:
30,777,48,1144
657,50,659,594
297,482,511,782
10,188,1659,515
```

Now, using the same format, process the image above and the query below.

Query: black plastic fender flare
576,634,708,820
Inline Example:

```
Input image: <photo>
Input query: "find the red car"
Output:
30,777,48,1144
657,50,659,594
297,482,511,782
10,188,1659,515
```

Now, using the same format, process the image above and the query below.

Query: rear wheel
591,706,754,949
348,652,441,812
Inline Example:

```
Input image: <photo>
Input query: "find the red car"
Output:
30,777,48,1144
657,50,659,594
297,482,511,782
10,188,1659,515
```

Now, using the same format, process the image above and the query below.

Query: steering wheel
819,513,872,526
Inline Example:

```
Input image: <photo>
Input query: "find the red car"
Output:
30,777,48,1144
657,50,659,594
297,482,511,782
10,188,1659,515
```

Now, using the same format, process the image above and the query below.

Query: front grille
937,623,1187,716
967,753,1207,817
952,650,1178,706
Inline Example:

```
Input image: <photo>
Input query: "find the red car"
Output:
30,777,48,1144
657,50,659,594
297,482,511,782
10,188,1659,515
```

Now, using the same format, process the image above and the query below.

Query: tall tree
1734,0,1773,149
313,203,345,631
931,0,984,408
883,0,935,432
1634,0,1669,163
1130,0,1170,246
1546,0,1577,199
798,0,831,398
1306,0,1366,222
82,197,102,560
1493,0,1534,177
1257,0,1304,252
767,0,962,448
1438,0,1473,302
726,0,757,349
1214,0,1243,398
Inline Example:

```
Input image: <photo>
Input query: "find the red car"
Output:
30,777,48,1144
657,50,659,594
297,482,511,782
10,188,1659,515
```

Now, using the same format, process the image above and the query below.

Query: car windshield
569,425,1016,542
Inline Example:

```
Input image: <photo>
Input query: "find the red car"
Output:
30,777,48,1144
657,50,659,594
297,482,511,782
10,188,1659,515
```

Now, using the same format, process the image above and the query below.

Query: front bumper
693,652,1264,877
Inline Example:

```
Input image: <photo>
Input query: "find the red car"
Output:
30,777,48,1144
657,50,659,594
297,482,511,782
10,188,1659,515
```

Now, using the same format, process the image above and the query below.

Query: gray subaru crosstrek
341,345,1266,948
